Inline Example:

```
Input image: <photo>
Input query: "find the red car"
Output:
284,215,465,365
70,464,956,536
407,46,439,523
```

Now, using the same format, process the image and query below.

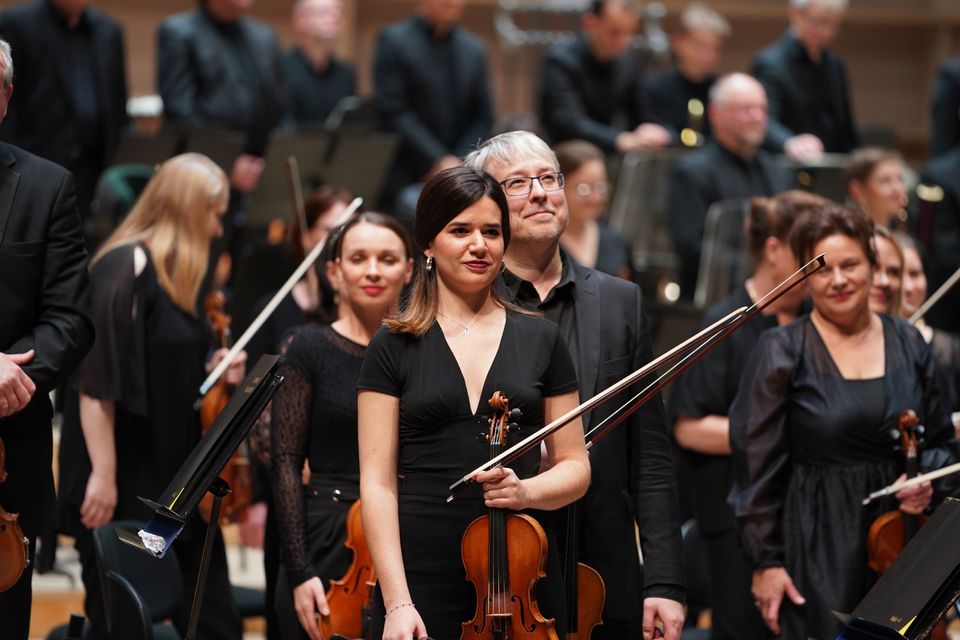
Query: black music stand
320,131,398,205
244,131,332,226
837,497,960,639
117,354,284,640
111,131,182,168
183,130,247,175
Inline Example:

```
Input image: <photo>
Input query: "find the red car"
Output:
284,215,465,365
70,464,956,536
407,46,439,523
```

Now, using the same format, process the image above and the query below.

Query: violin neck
487,440,510,601
904,450,920,541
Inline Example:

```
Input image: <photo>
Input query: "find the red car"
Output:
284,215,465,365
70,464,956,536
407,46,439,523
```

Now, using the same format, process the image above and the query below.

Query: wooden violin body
198,291,253,525
460,391,557,640
461,512,556,640
0,437,29,592
567,562,604,640
318,499,377,640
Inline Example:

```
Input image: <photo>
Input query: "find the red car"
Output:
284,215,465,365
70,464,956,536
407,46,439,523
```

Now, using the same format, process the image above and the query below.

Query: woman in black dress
58,153,248,639
670,190,824,640
270,212,414,640
358,167,591,640
729,203,960,640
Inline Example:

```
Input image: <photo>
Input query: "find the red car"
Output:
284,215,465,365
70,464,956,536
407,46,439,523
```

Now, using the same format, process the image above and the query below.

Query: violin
866,410,947,640
560,501,605,640
461,391,557,640
318,499,377,640
198,290,253,525
0,436,29,592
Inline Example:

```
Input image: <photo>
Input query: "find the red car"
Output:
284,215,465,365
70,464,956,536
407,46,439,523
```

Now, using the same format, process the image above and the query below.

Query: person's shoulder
576,262,641,302
923,146,960,185
378,17,415,41
238,14,277,43
939,57,960,81
454,25,487,52
0,1,39,26
752,33,792,68
91,243,138,278
701,286,749,325
673,143,716,172
544,37,581,65
507,310,563,342
158,10,200,34
87,5,123,32
883,314,927,349
0,142,69,180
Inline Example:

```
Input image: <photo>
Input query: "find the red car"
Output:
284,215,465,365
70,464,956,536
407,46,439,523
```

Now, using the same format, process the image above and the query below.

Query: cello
0,436,29,592
461,391,557,640
197,290,253,525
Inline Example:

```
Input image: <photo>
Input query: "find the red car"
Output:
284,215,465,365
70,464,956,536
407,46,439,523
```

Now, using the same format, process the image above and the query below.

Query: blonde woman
58,153,248,640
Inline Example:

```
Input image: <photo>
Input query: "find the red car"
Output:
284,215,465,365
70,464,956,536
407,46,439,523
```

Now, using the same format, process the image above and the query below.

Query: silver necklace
438,310,490,337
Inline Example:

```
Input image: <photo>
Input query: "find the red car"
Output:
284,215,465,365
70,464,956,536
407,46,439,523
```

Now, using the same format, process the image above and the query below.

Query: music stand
111,131,182,168
183,130,247,175
320,131,398,206
838,497,960,639
117,354,285,640
245,131,332,226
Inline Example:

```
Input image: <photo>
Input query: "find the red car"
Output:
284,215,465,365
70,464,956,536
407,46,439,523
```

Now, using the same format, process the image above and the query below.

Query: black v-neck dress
729,314,960,639
358,311,580,639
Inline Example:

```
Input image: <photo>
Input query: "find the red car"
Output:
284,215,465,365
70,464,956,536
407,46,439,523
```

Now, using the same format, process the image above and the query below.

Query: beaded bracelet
385,602,416,618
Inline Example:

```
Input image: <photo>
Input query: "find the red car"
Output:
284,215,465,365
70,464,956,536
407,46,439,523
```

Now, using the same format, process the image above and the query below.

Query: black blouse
270,324,366,586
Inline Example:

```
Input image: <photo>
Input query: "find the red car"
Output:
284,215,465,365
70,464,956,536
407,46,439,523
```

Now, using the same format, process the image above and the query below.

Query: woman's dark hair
789,202,876,268
413,167,511,253
387,166,521,337
845,147,903,187
745,190,829,269
287,186,354,262
327,211,415,262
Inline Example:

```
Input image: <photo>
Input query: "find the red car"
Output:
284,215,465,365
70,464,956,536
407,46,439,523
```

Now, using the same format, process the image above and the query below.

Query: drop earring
426,256,433,271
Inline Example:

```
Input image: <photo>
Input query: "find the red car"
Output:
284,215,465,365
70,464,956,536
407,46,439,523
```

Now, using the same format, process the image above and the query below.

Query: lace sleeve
270,365,316,586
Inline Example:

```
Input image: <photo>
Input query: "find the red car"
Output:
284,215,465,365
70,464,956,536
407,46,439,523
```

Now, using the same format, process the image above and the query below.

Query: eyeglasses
575,181,610,198
499,172,565,197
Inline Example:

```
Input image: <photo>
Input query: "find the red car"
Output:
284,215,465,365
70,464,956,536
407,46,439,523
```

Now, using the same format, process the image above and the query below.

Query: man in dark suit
668,73,794,299
647,2,730,147
0,39,94,639
752,0,857,162
930,58,960,158
372,0,494,212
540,0,670,154
0,0,127,222
466,131,686,640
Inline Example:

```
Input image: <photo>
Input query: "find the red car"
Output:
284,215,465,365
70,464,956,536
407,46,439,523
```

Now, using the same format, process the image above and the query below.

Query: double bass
0,436,29,592
461,391,557,640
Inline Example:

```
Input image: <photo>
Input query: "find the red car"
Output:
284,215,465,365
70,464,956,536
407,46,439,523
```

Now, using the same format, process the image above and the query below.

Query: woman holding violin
670,190,824,640
57,153,248,640
357,167,591,640
729,203,960,640
270,212,414,640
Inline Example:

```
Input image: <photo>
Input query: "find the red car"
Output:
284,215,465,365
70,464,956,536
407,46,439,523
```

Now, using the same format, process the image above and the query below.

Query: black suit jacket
668,142,794,296
540,35,652,152
916,148,960,333
0,1,127,170
373,16,493,206
930,58,960,158
752,32,858,153
0,143,93,537
569,263,685,612
156,9,289,149
646,69,714,144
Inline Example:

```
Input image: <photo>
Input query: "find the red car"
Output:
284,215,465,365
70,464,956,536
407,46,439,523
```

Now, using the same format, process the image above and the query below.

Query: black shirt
646,69,714,144
282,47,356,126
499,250,580,369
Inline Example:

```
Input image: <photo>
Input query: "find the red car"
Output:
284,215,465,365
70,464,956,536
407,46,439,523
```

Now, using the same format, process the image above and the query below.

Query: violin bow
863,461,960,506
197,196,363,401
447,253,826,501
908,264,960,326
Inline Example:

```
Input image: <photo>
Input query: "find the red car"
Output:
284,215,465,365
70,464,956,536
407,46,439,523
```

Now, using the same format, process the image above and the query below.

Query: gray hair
463,131,559,173
0,40,12,90
681,3,731,37
790,0,848,11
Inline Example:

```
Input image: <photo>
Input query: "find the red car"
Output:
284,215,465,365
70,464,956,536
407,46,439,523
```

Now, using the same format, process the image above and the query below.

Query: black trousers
702,528,769,640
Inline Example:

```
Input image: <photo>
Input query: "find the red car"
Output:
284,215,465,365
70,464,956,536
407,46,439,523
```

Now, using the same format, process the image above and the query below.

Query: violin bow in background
448,253,826,501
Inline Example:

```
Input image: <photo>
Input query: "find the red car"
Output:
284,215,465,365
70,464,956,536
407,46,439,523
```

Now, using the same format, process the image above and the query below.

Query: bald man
668,73,794,299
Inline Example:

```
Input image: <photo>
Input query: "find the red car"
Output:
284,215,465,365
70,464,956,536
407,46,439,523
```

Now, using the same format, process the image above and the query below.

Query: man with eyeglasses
465,131,686,640
668,73,794,300
752,0,858,161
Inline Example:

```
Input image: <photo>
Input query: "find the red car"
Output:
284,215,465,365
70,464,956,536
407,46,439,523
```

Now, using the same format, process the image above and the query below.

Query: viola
461,391,557,640
318,499,377,640
0,436,29,592
866,409,947,640
560,500,604,640
197,290,253,525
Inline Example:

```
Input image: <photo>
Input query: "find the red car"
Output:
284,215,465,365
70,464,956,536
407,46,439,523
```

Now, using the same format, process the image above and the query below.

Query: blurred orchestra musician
846,147,909,230
647,2,731,147
752,0,858,162
930,57,960,158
